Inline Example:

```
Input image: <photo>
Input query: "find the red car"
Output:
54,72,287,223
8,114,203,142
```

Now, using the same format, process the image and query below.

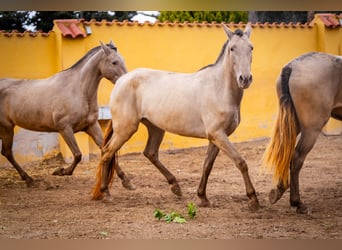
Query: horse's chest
224,109,240,135
67,105,98,131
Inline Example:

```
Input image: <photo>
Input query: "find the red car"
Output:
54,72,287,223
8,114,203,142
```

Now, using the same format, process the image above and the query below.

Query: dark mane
198,41,229,71
198,29,244,71
234,29,244,37
65,43,117,71
198,28,246,72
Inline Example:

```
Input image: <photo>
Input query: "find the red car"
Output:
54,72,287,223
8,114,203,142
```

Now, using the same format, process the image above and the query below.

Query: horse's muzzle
238,74,253,89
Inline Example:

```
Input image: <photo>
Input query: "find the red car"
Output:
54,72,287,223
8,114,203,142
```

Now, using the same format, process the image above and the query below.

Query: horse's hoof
296,203,309,214
269,188,283,204
52,167,65,176
248,200,260,212
102,194,114,204
171,183,182,197
198,199,211,208
25,179,35,188
122,180,136,190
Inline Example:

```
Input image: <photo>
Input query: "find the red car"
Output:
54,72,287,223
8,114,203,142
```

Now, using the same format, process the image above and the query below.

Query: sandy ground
0,134,341,239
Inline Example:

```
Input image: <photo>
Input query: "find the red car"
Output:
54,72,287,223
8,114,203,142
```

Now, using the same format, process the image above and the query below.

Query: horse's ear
223,24,234,40
109,40,118,51
100,41,111,55
109,40,117,47
244,22,252,38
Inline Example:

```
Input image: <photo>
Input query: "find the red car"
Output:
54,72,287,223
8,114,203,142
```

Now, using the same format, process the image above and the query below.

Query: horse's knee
236,159,248,173
1,145,11,158
74,152,82,163
143,150,158,164
1,147,6,157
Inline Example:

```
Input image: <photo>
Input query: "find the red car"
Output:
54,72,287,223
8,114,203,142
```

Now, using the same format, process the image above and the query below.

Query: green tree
248,11,341,24
158,11,248,23
248,11,309,24
0,11,29,32
77,11,137,22
0,11,138,32
29,11,76,32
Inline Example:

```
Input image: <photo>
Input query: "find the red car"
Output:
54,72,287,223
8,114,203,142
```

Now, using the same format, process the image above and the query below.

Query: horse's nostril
239,75,244,83
249,75,253,82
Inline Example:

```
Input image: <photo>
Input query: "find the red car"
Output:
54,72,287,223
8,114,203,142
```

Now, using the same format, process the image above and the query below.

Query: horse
262,52,342,214
92,23,260,211
0,41,127,187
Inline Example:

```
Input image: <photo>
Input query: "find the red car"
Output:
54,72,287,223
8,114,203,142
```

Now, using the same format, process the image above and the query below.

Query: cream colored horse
263,52,342,213
93,24,259,211
0,41,127,186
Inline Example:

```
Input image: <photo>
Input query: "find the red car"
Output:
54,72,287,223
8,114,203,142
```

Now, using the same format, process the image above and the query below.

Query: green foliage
153,208,186,224
187,202,197,219
0,11,138,32
0,11,29,32
153,202,197,224
158,11,248,23
164,211,186,223
153,208,165,220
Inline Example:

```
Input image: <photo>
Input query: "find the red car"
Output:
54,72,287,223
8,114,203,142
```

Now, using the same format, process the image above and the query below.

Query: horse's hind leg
197,142,219,207
290,128,321,214
142,120,182,197
1,130,34,186
98,125,139,201
86,122,134,190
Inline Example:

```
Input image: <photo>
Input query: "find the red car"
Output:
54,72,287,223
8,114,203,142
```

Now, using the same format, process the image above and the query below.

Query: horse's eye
230,48,234,52
251,46,254,51
112,61,118,65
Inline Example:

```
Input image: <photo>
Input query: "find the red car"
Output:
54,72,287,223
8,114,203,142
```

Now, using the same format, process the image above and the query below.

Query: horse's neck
75,52,103,103
214,59,244,105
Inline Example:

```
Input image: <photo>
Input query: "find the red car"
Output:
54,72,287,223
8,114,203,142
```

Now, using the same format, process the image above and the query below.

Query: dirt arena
0,134,341,239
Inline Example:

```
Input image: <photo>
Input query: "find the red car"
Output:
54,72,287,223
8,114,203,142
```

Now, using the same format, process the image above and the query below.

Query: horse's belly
14,120,56,132
147,113,206,138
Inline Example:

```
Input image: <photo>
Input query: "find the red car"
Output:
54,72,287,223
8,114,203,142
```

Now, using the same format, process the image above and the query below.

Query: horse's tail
262,65,298,189
92,119,117,200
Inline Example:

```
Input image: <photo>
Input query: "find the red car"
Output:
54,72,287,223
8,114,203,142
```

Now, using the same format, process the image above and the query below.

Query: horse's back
0,78,24,90
288,52,342,85
284,52,342,126
111,68,207,137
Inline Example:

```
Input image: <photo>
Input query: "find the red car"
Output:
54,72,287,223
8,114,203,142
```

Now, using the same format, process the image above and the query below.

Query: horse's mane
65,43,117,71
198,28,244,72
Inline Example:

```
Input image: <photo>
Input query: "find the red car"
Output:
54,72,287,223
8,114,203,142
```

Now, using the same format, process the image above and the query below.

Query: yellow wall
0,17,341,164
0,33,58,78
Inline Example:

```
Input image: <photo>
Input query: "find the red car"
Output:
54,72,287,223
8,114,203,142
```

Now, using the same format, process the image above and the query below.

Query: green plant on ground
153,202,197,224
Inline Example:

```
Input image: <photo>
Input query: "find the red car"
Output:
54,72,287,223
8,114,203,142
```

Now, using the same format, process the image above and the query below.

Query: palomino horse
0,41,127,186
92,23,260,211
263,52,342,213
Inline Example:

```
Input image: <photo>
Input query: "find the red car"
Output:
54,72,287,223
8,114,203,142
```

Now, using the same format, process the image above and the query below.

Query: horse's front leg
53,126,81,176
86,122,135,190
211,131,259,211
197,142,219,207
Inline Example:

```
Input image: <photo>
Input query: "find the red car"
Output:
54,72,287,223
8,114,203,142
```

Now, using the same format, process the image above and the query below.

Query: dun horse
263,52,342,213
0,41,127,186
92,23,260,210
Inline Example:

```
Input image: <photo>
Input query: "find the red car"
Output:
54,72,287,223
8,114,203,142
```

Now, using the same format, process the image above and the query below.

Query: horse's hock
0,14,341,165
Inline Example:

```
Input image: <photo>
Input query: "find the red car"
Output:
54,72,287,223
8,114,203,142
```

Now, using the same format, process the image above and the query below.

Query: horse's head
224,23,253,89
99,40,127,83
